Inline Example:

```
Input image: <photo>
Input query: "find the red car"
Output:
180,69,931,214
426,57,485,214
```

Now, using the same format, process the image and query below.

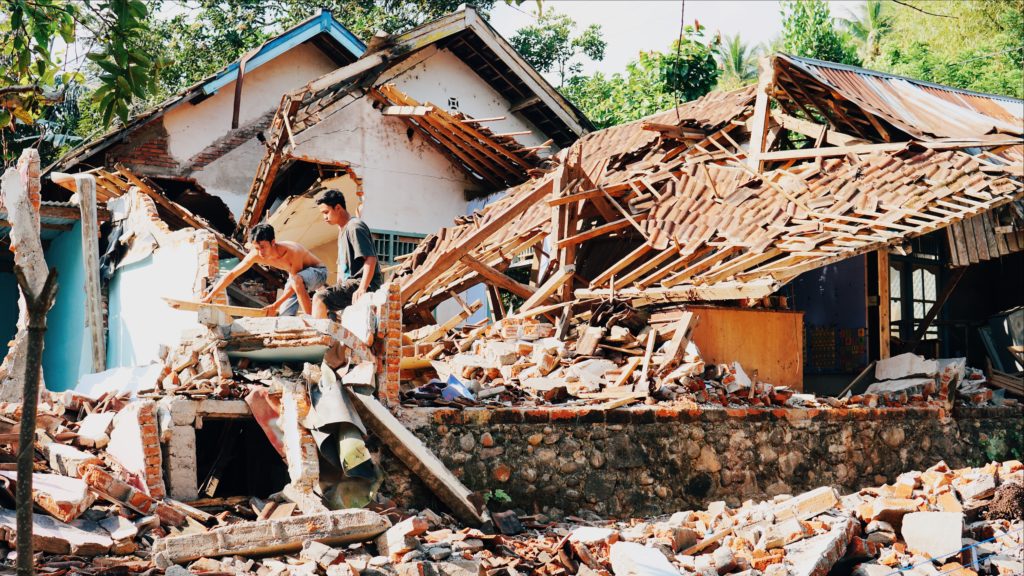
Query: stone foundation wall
382,405,1023,520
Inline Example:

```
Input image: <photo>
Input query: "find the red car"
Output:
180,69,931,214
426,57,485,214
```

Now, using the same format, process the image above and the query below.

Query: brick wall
107,118,179,174
376,282,402,407
186,110,275,171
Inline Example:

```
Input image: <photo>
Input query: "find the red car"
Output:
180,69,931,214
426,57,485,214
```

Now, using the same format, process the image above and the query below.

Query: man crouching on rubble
200,224,328,316
312,189,382,319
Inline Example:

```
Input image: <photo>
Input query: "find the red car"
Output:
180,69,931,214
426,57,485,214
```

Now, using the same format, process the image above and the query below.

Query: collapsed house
0,6,1022,575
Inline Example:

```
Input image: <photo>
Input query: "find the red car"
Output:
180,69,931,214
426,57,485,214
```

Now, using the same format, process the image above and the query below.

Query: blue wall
43,223,91,391
0,272,20,359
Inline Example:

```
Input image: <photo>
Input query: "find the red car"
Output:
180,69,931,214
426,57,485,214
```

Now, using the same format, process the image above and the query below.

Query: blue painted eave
201,11,366,96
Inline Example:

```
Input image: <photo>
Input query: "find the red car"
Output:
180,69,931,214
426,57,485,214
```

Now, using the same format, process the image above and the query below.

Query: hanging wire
674,0,685,120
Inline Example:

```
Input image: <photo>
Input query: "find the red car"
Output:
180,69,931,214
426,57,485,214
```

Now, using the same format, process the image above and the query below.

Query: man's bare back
252,240,324,274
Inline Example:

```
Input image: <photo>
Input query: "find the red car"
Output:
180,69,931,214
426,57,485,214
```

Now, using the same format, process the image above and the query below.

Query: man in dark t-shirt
312,189,383,319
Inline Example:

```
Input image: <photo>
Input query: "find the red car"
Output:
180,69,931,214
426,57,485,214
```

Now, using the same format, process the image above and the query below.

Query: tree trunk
14,267,58,576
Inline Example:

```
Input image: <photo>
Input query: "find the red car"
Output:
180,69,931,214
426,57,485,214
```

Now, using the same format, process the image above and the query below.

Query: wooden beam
575,278,780,304
877,249,891,360
556,217,638,249
770,111,868,147
757,138,1021,162
459,254,536,301
509,95,541,113
746,56,775,172
382,105,433,116
903,267,967,351
416,300,482,344
400,177,555,303
517,265,575,313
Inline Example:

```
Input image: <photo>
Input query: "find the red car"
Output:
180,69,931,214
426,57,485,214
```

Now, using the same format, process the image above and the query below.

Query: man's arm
201,252,257,302
353,255,377,302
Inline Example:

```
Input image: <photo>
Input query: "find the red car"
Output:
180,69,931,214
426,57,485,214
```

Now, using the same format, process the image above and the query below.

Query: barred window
371,230,426,264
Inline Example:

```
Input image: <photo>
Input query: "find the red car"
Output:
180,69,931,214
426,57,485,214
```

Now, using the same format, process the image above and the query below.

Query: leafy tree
562,23,719,129
1,0,162,165
510,9,606,86
780,0,860,65
715,34,760,91
839,0,891,62
872,0,1023,98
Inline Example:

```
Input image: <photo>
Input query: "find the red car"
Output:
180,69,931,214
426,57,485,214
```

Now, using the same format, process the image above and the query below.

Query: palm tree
840,0,891,62
716,34,759,90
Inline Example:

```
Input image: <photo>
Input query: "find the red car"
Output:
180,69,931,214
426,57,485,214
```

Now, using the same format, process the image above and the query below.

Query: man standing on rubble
200,224,328,316
312,189,382,319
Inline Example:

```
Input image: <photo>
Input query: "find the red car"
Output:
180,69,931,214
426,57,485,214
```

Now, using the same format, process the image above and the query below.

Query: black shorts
315,278,362,311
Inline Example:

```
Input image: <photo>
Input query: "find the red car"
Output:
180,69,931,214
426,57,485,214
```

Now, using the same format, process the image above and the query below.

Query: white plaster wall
387,46,554,154
192,139,265,219
163,42,338,162
106,239,204,368
291,94,476,235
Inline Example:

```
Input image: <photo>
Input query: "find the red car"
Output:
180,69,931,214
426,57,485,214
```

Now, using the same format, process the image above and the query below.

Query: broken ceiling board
151,508,389,568
225,345,330,363
347,390,488,526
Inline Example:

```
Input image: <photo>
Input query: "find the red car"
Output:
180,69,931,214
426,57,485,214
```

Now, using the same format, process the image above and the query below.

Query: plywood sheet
688,306,804,390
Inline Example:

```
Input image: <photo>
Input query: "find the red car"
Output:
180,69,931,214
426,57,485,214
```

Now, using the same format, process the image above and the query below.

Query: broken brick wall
384,405,1022,520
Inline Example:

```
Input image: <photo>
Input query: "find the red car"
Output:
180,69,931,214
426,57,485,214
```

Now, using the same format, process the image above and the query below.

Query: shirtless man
201,224,327,316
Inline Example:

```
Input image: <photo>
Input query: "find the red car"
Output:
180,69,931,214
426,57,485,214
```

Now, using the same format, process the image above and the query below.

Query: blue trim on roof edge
201,11,366,96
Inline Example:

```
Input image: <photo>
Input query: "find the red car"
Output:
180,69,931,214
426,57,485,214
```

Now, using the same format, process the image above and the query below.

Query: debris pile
5,453,1019,575
401,304,1019,412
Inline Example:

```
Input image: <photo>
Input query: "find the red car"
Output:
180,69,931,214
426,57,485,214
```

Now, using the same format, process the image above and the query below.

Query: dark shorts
315,278,362,312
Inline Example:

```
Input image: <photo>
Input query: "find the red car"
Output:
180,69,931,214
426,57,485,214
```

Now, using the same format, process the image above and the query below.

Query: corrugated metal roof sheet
776,54,1024,140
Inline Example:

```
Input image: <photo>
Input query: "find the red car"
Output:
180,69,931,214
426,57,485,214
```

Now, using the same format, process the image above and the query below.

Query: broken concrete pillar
81,464,184,526
0,148,48,401
0,471,95,522
151,508,390,568
107,400,166,499
0,508,112,556
163,425,198,501
280,379,325,513
76,411,115,448
901,512,963,560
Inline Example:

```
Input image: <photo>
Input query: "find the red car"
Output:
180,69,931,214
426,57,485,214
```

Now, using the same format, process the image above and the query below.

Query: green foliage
871,0,1023,99
562,24,719,130
780,0,860,65
484,489,512,505
144,0,501,100
1,0,162,165
838,0,891,61
715,33,760,91
510,9,605,86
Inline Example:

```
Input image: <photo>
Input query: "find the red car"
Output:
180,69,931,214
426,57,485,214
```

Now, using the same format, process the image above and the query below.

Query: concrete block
376,517,429,560
76,412,115,448
772,486,839,521
158,396,197,426
901,512,963,560
301,540,344,568
48,443,103,478
0,471,95,522
784,516,860,576
0,508,111,556
151,508,390,568
609,541,678,576
163,425,198,501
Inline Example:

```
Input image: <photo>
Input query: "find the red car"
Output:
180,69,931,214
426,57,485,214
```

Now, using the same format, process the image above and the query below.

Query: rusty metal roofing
776,54,1024,140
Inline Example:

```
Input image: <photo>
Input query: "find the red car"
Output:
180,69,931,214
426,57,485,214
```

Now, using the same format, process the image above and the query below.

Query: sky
487,0,864,81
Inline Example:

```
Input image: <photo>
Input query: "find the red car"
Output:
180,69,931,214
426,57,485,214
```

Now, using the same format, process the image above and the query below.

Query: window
371,230,426,264
889,260,940,341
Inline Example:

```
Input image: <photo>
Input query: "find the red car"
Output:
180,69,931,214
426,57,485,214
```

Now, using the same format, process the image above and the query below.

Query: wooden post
74,175,106,373
746,56,775,172
877,249,891,360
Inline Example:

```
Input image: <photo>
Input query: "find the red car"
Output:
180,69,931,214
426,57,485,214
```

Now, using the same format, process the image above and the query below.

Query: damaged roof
47,10,366,175
772,53,1024,141
392,63,1024,313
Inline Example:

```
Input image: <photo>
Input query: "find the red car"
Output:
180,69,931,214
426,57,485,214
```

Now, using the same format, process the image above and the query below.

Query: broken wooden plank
346,390,487,526
460,254,537,301
517,266,575,313
163,297,267,318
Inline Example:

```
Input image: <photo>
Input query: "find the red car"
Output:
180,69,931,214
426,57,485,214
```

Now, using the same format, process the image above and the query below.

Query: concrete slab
0,471,95,522
0,508,112,556
609,541,678,576
901,512,963,560
76,412,115,448
151,508,390,568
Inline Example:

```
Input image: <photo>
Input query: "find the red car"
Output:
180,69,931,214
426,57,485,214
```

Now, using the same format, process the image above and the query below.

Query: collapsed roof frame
392,56,1024,320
